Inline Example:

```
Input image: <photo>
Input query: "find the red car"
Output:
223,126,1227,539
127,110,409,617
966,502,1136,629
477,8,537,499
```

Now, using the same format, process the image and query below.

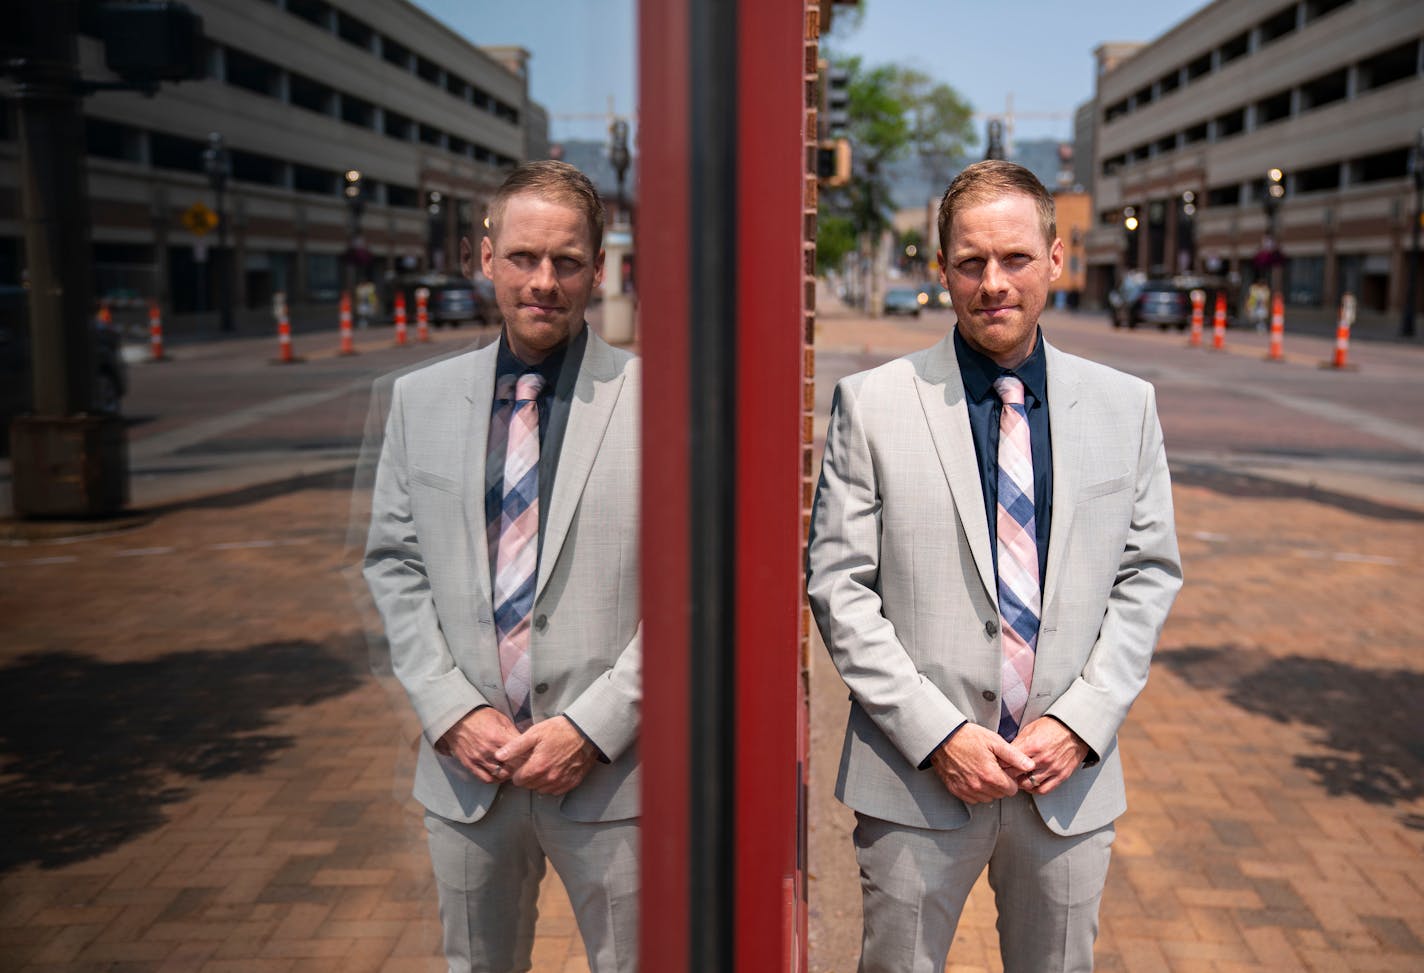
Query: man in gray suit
807,161,1182,972
365,161,640,973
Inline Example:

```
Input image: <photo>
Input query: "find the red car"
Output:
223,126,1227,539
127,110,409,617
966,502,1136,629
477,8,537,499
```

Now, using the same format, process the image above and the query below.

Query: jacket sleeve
807,379,968,768
562,622,641,763
1045,383,1183,757
363,380,488,744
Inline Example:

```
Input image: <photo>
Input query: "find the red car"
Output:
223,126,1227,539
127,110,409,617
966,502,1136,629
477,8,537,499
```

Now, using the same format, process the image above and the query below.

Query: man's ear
593,249,606,287
1049,237,1064,283
480,234,495,279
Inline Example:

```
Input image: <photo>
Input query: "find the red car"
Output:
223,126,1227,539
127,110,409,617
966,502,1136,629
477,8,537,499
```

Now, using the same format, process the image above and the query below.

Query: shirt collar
495,325,584,392
952,325,1048,405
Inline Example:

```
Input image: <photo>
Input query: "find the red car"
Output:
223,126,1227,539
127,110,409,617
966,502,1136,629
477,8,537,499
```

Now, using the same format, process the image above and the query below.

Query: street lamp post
1403,127,1424,339
342,168,365,297
202,132,234,332
1123,206,1140,271
609,118,631,223
1261,167,1286,298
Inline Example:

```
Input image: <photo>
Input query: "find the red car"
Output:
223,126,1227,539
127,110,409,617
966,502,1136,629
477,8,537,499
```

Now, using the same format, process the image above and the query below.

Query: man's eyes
505,253,584,273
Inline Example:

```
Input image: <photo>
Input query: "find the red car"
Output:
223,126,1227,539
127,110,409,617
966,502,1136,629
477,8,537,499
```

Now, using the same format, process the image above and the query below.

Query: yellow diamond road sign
182,202,219,236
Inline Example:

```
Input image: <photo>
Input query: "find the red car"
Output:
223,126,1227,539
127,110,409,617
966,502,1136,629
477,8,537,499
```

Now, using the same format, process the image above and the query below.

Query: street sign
181,201,218,236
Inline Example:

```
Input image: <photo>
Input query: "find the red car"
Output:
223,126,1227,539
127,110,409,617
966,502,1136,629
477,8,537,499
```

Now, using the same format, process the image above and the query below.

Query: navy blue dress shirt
952,326,1053,587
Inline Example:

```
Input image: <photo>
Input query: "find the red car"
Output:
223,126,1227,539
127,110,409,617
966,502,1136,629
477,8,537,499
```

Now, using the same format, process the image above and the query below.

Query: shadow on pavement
144,465,358,517
0,635,364,872
1170,463,1424,522
1158,646,1424,825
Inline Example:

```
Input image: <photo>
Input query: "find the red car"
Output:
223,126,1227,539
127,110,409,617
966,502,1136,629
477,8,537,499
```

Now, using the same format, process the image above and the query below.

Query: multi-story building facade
1082,0,1424,321
0,0,548,324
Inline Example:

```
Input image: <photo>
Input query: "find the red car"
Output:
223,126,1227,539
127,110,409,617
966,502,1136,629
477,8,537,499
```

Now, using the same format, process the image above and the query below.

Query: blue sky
411,0,1206,143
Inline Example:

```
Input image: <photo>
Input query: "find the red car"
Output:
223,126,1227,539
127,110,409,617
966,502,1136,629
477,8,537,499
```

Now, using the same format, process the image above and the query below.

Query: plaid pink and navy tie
492,372,544,730
993,375,1040,741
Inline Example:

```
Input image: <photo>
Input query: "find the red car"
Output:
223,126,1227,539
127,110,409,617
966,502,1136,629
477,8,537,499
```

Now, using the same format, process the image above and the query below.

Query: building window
305,252,341,302
1133,84,1154,108
381,36,411,70
1185,52,1212,82
289,72,335,115
384,110,413,141
1294,162,1342,194
1258,6,1299,46
386,184,419,209
445,73,469,99
448,135,468,156
1285,255,1325,307
1219,31,1249,66
225,46,281,97
231,149,285,187
150,131,205,173
1101,154,1126,176
1304,0,1352,23
85,117,142,162
1159,70,1181,96
336,11,373,49
1206,184,1240,207
286,0,332,30
292,164,337,195
418,123,444,147
416,56,441,85
1350,146,1409,184
1183,121,1209,145
1299,68,1349,111
1154,133,1177,154
340,94,375,128
1358,40,1420,93
1215,108,1246,139
1104,99,1129,123
1255,89,1293,127
1130,143,1150,162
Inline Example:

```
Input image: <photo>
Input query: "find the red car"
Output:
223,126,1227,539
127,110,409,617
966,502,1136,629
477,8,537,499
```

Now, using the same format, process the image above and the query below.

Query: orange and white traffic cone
1266,292,1284,362
1325,293,1357,370
148,298,168,362
415,287,431,343
1188,289,1204,348
98,301,113,328
274,292,298,364
1211,291,1227,351
394,291,408,346
339,290,357,355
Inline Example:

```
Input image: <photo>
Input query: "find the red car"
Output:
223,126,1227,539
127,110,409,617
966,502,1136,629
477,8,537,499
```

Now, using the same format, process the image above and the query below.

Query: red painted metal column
735,1,807,969
638,0,692,967
639,0,807,968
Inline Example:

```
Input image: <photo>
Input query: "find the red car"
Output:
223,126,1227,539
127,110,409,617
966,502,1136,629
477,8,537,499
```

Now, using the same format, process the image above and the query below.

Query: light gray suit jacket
364,331,641,825
807,332,1181,837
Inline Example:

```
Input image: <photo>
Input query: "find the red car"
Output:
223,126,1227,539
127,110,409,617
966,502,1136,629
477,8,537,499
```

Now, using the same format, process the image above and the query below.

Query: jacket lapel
914,335,996,602
1041,342,1083,618
536,331,627,598
462,341,501,614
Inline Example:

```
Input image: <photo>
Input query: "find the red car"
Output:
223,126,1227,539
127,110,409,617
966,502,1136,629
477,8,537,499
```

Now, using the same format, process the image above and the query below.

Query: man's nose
530,258,558,291
980,259,1007,295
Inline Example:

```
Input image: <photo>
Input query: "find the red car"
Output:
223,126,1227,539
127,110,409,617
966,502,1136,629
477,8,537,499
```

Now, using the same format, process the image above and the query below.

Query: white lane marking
1192,530,1230,542
1332,552,1401,565
112,547,177,558
28,556,78,565
210,540,278,550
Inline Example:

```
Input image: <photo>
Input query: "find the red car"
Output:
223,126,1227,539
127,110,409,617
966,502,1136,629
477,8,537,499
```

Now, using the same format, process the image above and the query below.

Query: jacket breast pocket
410,465,461,495
1077,471,1131,504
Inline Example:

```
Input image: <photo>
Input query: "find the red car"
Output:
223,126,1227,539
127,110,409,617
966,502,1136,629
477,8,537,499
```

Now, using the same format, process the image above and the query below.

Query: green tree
816,55,975,276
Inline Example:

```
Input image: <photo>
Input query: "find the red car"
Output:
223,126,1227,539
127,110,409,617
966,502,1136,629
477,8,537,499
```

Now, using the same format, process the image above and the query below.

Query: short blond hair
937,160,1056,255
488,160,606,251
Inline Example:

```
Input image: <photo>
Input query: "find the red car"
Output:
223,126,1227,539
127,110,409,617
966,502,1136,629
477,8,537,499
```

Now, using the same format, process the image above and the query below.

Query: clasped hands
929,717,1089,805
434,707,596,796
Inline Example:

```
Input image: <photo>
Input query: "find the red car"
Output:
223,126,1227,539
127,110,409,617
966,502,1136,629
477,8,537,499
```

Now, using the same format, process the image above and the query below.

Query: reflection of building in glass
0,0,547,325
1080,0,1424,318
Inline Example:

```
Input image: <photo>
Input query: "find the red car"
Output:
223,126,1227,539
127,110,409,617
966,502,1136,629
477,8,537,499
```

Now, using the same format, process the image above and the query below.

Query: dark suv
1110,277,1237,331
383,274,497,327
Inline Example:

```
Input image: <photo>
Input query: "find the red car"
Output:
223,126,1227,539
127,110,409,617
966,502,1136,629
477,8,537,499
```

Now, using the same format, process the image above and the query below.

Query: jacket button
534,614,548,632
982,689,997,702
984,619,999,637
534,683,549,694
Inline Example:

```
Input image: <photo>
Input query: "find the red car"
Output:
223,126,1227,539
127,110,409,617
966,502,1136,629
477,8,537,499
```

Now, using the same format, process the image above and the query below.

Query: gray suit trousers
854,793,1114,973
425,788,639,973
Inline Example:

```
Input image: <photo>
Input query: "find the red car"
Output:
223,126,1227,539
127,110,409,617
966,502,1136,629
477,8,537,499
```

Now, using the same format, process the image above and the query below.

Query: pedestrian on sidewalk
807,160,1182,973
365,161,642,973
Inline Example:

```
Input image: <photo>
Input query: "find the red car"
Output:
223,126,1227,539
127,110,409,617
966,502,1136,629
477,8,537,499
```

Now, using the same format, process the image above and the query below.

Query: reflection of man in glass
365,161,641,972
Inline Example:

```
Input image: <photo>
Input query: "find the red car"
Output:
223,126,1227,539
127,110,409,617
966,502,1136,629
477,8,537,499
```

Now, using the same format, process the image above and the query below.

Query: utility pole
8,0,127,517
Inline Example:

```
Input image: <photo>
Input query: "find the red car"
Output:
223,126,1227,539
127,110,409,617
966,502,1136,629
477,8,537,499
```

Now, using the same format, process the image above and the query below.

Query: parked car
883,286,923,317
1,285,127,433
1110,276,1238,331
382,274,496,327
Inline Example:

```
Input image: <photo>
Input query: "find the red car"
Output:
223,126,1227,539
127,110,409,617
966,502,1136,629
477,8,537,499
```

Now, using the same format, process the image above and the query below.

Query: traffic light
824,65,849,139
816,138,851,188
94,2,205,86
